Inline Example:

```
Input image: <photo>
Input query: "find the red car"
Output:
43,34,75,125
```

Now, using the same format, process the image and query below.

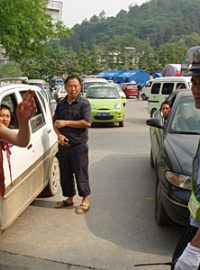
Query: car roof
83,78,108,83
153,76,191,82
26,79,46,84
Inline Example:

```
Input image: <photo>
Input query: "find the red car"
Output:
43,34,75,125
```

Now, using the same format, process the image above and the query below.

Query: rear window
161,83,174,95
126,84,136,89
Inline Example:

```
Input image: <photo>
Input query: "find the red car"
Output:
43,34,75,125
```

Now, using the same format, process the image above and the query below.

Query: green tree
0,61,22,78
0,0,71,62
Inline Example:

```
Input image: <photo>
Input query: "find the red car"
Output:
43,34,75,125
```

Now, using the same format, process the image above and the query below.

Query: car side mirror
146,117,163,129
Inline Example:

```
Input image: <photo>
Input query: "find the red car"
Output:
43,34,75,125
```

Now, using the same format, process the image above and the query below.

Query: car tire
119,121,124,127
150,108,157,117
155,175,173,225
150,149,154,168
141,94,147,101
42,156,60,197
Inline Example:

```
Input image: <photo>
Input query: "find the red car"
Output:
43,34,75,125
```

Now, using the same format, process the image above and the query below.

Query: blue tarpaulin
97,70,150,85
96,70,124,81
114,70,150,85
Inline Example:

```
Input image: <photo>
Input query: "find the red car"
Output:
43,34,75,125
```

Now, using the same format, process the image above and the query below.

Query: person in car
0,90,36,197
160,101,171,125
172,46,200,270
53,75,92,214
0,104,12,128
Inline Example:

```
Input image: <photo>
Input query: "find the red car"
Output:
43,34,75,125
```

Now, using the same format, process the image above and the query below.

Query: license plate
97,112,110,117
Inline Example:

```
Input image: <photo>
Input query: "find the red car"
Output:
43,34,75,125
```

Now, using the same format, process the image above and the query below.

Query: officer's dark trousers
171,225,200,270
56,143,91,197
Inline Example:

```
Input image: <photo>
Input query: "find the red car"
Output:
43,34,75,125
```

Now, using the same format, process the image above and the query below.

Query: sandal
54,200,74,208
75,203,90,214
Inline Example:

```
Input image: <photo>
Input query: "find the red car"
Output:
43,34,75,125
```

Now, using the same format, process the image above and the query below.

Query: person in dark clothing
53,75,92,214
137,81,142,100
172,46,200,270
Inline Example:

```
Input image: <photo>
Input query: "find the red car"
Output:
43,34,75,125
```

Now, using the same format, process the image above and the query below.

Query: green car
86,85,125,127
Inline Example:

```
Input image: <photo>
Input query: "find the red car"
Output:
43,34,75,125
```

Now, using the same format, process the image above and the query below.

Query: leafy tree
0,0,71,62
0,61,22,78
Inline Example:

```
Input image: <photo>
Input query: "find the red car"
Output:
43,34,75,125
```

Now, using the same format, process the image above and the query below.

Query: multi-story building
47,0,63,22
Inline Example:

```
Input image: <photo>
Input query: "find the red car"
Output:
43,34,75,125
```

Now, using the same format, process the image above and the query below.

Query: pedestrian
53,75,92,214
171,46,200,270
0,90,36,197
137,81,142,100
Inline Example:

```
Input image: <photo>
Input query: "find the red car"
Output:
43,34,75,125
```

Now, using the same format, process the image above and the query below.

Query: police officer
172,47,200,270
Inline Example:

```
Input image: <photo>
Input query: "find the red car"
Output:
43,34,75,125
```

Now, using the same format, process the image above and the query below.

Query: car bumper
161,186,190,226
92,110,124,123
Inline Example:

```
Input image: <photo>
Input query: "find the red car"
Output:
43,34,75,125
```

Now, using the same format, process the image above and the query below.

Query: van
148,76,191,116
141,79,153,100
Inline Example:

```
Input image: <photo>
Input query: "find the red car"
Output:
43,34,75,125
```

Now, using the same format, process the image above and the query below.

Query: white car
140,79,153,100
0,83,60,231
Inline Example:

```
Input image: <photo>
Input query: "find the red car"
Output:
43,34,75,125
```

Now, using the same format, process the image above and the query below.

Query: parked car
86,85,125,127
111,83,126,106
24,79,57,116
0,83,60,231
140,79,153,100
52,86,66,102
120,82,138,98
49,77,64,92
146,90,200,226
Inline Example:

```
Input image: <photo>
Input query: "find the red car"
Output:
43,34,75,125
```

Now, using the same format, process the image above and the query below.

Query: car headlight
115,103,121,110
165,171,191,189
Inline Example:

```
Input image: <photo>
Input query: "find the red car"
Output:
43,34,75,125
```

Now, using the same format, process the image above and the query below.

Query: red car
120,82,138,98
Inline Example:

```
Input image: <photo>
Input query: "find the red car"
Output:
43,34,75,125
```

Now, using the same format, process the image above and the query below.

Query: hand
58,134,69,146
16,90,36,122
54,120,67,129
175,243,200,270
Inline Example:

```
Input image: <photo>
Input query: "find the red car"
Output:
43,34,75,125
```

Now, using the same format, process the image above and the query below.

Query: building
47,0,63,22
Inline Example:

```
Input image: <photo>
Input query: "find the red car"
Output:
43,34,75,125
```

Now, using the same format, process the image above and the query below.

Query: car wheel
141,94,147,101
155,176,173,225
119,121,124,127
150,108,157,117
150,149,154,168
42,156,60,197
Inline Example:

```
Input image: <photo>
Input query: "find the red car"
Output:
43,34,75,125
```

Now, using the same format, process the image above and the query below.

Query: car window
161,83,174,95
21,91,45,133
86,87,119,99
171,97,200,133
1,94,18,129
151,83,160,94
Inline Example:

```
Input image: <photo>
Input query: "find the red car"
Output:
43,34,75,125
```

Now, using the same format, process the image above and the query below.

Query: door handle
47,129,52,134
27,144,32,150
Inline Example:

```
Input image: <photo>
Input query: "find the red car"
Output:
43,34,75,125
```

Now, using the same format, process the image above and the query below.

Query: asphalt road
0,98,185,270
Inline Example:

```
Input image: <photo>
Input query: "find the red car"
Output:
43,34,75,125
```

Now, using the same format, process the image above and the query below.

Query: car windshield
170,97,200,134
86,87,120,99
83,81,108,92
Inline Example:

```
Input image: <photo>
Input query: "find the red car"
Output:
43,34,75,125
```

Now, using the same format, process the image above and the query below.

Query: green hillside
64,0,200,51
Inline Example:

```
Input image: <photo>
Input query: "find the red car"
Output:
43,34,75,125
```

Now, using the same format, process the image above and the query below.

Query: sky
61,0,149,28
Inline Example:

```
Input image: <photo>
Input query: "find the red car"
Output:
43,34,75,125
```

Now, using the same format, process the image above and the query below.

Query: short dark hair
64,75,82,85
161,101,171,109
0,104,11,112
